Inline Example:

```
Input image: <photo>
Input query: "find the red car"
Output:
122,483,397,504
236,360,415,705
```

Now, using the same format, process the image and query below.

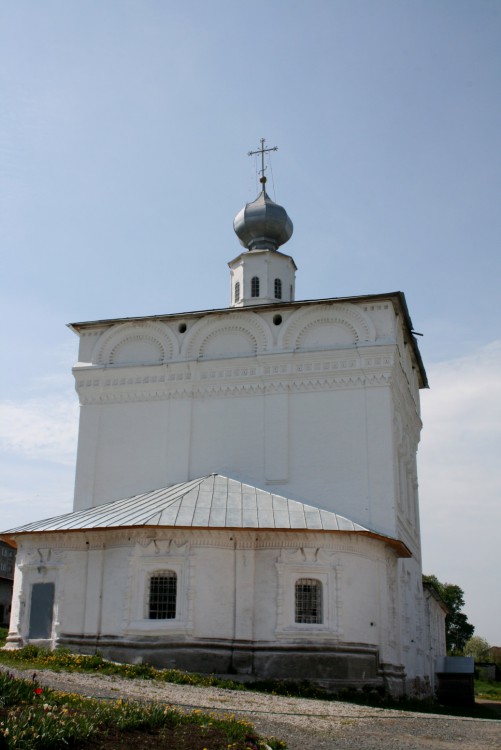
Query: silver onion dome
233,180,293,251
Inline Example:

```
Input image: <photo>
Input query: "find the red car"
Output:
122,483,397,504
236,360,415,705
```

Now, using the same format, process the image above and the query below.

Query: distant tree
489,647,501,667
464,636,491,662
422,574,475,654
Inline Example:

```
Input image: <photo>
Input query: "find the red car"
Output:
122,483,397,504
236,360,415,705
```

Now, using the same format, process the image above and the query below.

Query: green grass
0,670,286,750
0,645,250,690
0,627,8,648
0,645,499,721
475,679,501,701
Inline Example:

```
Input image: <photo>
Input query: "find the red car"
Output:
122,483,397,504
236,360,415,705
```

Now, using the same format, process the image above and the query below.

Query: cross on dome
247,137,278,187
234,138,293,252
230,139,296,308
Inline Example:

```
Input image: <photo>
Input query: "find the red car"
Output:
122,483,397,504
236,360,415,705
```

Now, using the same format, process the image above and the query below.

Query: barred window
235,281,240,303
251,276,260,298
149,571,177,619
274,278,282,299
295,578,322,624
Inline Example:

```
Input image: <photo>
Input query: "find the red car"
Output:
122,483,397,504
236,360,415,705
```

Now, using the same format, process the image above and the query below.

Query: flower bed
0,671,286,750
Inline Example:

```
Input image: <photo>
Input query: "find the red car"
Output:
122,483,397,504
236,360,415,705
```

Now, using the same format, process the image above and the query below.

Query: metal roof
69,292,405,332
1,474,411,556
233,188,293,251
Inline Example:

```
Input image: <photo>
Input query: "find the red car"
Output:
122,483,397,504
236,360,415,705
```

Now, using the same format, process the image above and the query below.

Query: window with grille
251,276,260,297
235,281,240,303
274,278,282,299
295,578,322,624
149,571,177,619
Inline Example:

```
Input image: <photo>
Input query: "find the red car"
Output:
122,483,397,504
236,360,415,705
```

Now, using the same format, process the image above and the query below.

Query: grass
0,670,286,750
0,643,500,722
3,644,241,686
475,678,501,701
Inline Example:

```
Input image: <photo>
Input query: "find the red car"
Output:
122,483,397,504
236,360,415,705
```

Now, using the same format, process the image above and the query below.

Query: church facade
4,164,446,696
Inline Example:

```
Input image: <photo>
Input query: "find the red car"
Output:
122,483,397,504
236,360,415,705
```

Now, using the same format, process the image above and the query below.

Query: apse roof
2,474,410,556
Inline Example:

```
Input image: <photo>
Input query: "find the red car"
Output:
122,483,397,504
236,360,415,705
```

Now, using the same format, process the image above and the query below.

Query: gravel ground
3,666,500,750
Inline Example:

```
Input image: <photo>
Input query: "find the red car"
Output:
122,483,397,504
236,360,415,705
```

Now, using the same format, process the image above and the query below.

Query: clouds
0,393,78,466
0,385,78,530
419,341,501,643
419,341,501,512
1,461,76,532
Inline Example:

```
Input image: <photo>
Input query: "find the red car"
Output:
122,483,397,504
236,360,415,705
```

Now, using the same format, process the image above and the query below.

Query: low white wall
6,527,436,696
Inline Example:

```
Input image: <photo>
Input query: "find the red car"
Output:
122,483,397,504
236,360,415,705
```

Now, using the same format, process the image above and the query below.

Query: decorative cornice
75,351,397,404
75,302,406,371
279,303,376,350
183,311,273,360
95,321,179,366
14,527,392,555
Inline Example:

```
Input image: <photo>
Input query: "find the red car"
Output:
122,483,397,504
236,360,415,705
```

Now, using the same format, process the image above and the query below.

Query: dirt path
3,666,500,750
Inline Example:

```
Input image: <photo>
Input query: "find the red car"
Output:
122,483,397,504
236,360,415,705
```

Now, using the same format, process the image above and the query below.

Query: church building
3,145,446,696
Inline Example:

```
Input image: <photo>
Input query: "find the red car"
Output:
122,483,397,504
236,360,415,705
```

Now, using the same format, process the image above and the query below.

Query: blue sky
1,1,500,644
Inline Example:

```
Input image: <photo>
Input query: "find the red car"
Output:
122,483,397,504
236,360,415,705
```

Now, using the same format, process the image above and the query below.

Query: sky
0,1,500,645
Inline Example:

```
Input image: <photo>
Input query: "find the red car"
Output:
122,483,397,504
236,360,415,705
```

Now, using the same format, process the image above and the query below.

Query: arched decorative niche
183,312,272,360
94,322,178,366
279,304,376,351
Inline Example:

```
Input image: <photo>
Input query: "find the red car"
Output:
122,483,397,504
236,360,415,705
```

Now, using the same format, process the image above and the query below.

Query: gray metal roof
233,188,293,251
1,475,411,555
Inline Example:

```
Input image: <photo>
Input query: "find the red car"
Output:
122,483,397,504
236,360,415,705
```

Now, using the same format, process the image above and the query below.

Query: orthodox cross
248,138,278,184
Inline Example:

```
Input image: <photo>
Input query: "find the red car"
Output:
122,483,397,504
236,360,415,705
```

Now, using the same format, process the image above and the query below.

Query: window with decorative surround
251,276,260,297
274,278,282,299
148,571,177,619
125,545,191,635
295,578,322,623
275,549,342,637
234,281,240,303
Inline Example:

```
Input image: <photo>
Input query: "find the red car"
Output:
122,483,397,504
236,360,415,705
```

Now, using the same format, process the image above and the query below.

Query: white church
4,145,446,696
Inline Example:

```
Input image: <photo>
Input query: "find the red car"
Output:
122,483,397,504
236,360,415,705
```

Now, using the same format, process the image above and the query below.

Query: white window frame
126,555,189,635
275,562,341,637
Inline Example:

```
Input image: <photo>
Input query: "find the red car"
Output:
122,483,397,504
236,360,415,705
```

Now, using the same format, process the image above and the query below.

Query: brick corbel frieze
74,347,397,405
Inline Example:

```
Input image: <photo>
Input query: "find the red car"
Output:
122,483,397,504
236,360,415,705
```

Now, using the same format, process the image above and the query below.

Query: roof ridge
1,473,410,558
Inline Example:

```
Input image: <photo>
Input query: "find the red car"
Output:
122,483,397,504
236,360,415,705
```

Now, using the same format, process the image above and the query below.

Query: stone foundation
51,633,409,695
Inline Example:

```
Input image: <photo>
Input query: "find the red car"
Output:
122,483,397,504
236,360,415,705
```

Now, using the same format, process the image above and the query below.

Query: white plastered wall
8,532,393,650
72,300,415,543
8,528,434,687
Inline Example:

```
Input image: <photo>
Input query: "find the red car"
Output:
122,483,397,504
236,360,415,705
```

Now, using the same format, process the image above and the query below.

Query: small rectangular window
295,578,322,624
149,572,177,619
